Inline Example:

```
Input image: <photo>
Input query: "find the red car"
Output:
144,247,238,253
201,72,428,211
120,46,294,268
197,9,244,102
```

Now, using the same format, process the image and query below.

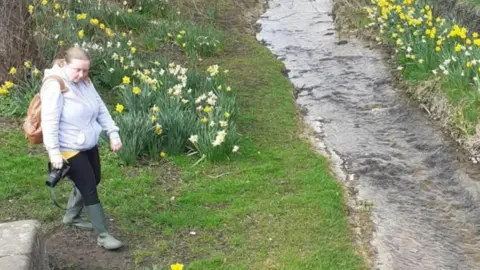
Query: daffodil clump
0,0,237,164
364,0,480,128
166,21,224,57
26,0,152,89
114,62,239,164
23,0,221,84
0,62,43,116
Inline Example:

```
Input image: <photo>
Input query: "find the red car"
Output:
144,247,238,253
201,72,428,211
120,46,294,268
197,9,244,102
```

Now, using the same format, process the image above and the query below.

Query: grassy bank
0,0,367,269
333,0,480,158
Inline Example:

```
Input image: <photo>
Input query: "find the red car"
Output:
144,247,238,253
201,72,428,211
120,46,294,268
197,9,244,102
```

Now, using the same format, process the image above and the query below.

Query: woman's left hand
110,137,122,152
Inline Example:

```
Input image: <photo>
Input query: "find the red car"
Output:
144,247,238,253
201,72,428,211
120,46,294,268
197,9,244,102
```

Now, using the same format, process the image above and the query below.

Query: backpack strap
42,75,68,93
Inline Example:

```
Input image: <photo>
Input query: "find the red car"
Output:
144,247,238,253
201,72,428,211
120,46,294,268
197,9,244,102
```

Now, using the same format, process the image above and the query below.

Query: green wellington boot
62,187,93,229
86,203,124,250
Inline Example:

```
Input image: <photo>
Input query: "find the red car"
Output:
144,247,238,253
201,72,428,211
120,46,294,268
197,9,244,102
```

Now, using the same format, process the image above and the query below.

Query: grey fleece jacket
40,66,119,160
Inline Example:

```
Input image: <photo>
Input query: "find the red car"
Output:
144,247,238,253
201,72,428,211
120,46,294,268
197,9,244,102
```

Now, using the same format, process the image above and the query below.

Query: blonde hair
52,47,91,82
52,47,90,68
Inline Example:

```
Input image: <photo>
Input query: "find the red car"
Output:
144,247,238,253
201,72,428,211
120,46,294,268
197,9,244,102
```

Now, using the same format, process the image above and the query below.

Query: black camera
46,163,70,188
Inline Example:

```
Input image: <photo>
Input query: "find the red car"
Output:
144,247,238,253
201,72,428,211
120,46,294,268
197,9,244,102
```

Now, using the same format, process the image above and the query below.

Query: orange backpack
23,75,67,144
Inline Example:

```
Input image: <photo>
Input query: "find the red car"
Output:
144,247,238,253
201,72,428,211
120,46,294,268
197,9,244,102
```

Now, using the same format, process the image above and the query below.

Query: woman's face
65,59,90,83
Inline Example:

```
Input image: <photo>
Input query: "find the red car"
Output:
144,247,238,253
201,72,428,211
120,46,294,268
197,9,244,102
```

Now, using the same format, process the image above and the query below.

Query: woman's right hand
50,154,64,169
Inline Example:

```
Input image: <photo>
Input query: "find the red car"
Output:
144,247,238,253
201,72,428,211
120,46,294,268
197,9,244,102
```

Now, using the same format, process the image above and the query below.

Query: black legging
66,146,101,206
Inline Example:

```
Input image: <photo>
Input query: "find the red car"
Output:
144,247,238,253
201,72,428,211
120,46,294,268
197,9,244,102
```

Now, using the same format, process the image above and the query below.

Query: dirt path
46,224,133,269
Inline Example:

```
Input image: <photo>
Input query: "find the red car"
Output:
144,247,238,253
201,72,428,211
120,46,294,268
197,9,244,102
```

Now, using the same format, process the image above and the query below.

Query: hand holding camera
46,162,70,188
50,153,64,169
46,153,69,188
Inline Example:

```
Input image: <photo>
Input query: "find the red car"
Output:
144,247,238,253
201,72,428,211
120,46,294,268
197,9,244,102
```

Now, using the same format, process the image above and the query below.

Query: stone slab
0,220,49,270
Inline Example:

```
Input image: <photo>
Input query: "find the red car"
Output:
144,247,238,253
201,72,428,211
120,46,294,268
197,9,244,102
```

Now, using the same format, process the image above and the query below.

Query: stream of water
257,0,480,269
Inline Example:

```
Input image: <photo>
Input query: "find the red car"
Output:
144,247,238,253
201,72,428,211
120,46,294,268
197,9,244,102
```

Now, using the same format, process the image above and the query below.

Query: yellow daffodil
105,28,114,38
171,263,183,270
9,67,16,75
4,81,14,89
24,61,32,68
0,86,8,95
155,123,163,135
455,44,463,52
76,13,87,20
32,68,40,76
132,86,141,95
122,76,131,84
0,85,8,94
449,24,468,39
116,104,124,113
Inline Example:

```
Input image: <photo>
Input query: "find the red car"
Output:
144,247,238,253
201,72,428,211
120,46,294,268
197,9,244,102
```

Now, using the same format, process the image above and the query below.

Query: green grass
0,1,366,269
0,35,366,269
465,0,480,5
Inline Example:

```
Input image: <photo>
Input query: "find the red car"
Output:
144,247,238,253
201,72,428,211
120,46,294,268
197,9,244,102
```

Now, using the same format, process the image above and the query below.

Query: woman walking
41,47,123,250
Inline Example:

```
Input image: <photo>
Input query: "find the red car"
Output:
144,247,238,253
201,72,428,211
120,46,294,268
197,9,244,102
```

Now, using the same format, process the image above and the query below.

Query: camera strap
49,187,65,209
48,180,76,210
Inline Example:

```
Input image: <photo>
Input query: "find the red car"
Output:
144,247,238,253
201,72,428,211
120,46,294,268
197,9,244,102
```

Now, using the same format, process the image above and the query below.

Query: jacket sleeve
40,80,64,160
94,88,120,140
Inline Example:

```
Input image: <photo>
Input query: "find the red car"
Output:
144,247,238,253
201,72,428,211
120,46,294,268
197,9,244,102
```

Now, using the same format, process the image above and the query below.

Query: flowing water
257,0,480,269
